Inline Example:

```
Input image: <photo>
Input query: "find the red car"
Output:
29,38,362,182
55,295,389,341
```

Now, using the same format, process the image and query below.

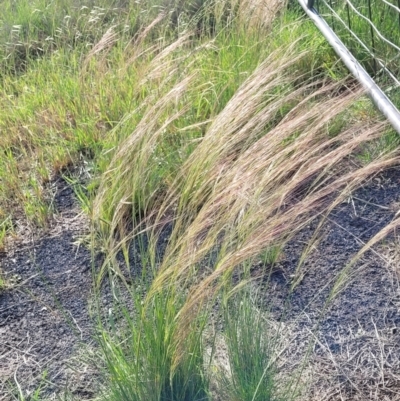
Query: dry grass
309,325,400,401
144,53,399,354
238,0,288,27
92,36,400,388
2,1,400,400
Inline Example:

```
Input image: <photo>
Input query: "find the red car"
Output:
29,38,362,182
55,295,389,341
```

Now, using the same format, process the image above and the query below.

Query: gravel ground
262,167,400,400
0,178,97,400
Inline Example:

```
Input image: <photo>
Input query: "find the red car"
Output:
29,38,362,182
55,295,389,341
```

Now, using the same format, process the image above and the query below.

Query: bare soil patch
0,178,96,400
264,167,400,400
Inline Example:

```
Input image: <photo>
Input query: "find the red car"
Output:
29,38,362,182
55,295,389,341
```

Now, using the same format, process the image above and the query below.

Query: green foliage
221,290,280,401
0,274,5,292
358,128,400,164
98,282,210,401
260,245,282,266
0,217,12,254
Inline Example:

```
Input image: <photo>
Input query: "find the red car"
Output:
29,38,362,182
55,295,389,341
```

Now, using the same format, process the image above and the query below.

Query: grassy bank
0,0,345,231
1,0,400,400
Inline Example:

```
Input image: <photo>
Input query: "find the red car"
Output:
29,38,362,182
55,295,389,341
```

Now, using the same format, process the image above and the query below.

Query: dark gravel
262,168,400,400
0,179,96,400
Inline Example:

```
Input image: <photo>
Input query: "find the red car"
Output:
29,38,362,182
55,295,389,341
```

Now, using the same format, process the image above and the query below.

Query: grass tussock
147,59,395,332
95,38,399,401
98,284,209,401
219,291,280,401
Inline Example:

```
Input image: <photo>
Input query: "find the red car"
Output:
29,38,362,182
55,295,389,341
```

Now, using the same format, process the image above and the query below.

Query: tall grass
1,0,400,400
97,281,210,401
91,3,398,400
94,30,398,401
2,0,296,227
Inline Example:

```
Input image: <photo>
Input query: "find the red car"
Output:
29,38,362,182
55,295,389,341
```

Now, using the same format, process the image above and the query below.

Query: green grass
220,290,280,401
1,0,400,400
97,276,210,401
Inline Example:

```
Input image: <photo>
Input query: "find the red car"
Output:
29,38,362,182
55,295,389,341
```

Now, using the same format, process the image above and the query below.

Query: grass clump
96,43,398,401
92,4,398,401
220,290,280,401
97,278,210,401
